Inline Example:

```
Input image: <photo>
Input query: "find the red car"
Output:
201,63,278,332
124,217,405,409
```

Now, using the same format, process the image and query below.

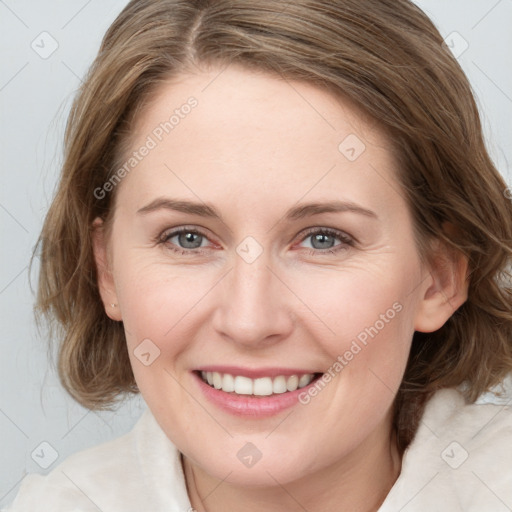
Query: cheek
290,258,417,357
116,247,419,365
113,256,225,379
113,258,184,343
285,255,420,425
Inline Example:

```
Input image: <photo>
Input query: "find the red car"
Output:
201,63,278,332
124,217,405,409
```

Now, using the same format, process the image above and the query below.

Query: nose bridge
212,244,293,346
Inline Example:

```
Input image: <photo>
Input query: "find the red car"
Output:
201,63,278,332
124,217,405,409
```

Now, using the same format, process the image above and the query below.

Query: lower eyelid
158,227,354,253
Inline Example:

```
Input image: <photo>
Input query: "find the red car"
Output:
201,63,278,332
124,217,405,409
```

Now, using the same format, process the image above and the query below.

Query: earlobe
414,239,469,333
91,217,122,321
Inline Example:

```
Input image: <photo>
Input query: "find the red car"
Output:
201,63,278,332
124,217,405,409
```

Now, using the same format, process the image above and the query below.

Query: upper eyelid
160,225,213,239
160,226,215,245
299,226,353,241
160,226,354,247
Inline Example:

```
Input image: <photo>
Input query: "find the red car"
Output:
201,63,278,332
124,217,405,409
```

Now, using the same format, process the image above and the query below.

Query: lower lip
194,372,321,417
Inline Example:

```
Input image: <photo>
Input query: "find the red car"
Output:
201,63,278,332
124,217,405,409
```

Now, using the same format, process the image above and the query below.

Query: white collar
7,387,512,511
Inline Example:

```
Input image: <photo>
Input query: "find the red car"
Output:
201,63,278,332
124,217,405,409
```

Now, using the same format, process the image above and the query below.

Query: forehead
116,65,402,217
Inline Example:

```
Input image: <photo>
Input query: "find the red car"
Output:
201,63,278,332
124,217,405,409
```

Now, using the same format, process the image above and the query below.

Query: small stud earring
111,303,117,308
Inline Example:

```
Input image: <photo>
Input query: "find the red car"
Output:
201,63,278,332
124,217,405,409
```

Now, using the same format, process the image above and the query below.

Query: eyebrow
137,197,378,221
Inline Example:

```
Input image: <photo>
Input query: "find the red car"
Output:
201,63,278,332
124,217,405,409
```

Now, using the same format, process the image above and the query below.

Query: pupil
313,233,333,249
180,232,201,248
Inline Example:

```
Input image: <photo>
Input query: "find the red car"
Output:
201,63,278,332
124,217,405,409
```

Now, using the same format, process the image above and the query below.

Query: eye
297,227,354,255
158,227,213,255
156,226,355,257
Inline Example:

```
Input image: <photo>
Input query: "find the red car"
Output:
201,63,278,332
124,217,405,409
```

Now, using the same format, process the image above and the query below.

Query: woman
6,0,512,510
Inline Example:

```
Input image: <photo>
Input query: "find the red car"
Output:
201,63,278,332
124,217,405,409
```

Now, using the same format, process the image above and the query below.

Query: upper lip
195,366,319,379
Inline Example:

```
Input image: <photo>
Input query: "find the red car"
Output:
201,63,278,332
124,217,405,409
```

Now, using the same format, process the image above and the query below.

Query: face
95,65,434,486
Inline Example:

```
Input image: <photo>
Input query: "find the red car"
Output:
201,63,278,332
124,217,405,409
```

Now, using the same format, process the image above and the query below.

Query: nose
211,249,295,349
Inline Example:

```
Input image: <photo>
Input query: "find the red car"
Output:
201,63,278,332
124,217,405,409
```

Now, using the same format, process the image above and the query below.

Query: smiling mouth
198,371,322,396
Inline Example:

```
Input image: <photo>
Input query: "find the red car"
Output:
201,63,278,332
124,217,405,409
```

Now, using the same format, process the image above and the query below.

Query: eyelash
157,226,355,257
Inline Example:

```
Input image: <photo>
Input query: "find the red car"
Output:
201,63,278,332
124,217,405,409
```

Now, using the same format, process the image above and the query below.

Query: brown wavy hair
33,0,512,451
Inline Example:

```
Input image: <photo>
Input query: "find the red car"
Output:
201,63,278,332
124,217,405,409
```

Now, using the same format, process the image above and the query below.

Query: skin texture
93,65,468,512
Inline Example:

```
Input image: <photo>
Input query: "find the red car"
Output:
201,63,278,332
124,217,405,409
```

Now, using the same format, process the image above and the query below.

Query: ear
414,232,469,333
92,217,122,321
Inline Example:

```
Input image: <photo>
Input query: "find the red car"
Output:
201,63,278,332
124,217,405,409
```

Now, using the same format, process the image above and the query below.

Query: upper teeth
201,371,315,396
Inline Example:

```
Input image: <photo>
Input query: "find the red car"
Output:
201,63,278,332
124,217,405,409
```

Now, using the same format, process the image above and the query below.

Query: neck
183,416,401,512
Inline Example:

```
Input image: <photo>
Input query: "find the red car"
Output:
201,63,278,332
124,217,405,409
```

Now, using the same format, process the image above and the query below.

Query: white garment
3,388,512,511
